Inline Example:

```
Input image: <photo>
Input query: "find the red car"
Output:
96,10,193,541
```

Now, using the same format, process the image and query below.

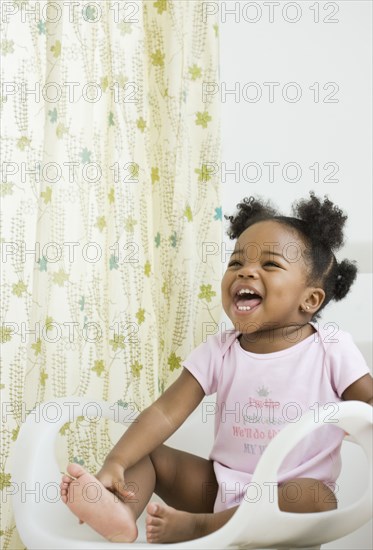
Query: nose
237,264,258,278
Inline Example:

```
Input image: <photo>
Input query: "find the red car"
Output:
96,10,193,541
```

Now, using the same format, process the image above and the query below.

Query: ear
300,288,325,314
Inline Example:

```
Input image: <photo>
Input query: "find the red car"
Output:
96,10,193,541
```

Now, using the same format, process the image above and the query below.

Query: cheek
221,272,230,293
221,274,232,305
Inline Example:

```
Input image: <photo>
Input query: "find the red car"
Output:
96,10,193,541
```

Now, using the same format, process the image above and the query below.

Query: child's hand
95,458,135,502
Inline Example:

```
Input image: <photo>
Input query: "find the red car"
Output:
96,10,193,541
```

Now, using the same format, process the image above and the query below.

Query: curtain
0,1,221,547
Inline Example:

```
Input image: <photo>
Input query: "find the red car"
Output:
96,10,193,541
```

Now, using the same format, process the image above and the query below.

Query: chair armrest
225,400,372,548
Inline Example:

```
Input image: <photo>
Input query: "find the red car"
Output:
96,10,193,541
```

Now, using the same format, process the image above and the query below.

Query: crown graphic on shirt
256,385,270,397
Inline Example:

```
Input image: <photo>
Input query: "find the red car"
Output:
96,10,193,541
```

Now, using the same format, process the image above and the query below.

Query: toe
146,528,158,543
146,515,162,527
147,501,167,518
67,462,86,478
146,502,158,516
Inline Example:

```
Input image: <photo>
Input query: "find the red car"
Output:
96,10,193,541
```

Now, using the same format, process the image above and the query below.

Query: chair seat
11,398,372,549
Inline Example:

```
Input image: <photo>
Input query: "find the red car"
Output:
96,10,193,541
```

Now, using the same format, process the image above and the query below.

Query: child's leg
144,444,219,543
60,444,218,543
278,477,337,513
149,444,218,512
146,477,337,543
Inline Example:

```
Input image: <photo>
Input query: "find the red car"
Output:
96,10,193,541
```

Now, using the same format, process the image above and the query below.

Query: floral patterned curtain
0,1,221,547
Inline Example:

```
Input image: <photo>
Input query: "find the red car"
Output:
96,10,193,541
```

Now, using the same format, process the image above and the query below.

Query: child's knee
278,478,337,513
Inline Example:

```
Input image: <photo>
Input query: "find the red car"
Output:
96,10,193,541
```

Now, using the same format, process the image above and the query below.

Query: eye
228,260,241,267
264,261,280,268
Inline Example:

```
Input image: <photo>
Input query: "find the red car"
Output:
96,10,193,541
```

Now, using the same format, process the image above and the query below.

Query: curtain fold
1,2,221,547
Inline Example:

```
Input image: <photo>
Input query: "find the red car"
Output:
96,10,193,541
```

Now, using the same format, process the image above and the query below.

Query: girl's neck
238,322,316,354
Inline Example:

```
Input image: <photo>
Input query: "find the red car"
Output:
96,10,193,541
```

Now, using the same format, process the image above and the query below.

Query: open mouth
234,288,263,312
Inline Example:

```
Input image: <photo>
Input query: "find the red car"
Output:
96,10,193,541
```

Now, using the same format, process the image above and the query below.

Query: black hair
225,192,357,320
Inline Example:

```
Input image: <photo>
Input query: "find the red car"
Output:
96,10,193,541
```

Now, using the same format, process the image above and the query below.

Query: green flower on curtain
195,111,212,129
109,335,125,351
0,472,12,490
52,268,69,286
17,136,31,150
31,339,42,356
83,5,97,21
118,22,133,35
0,326,13,343
72,457,85,465
131,360,143,377
151,49,165,67
37,21,46,35
154,0,168,14
59,423,71,436
109,254,119,270
151,167,160,184
12,281,27,297
214,23,219,37
198,284,216,302
45,316,54,332
50,40,61,58
40,370,48,386
101,76,109,91
144,261,151,277
38,256,47,271
1,40,14,55
214,207,222,220
184,205,193,221
108,188,115,203
80,148,92,164
91,360,105,376
41,187,52,204
124,217,137,233
169,232,177,247
136,308,145,324
79,296,85,311
0,182,14,196
56,123,68,138
95,216,106,232
195,164,213,182
136,117,147,132
188,65,202,80
154,232,161,247
11,426,20,441
168,351,182,372
48,108,57,123
108,112,115,126
129,163,139,178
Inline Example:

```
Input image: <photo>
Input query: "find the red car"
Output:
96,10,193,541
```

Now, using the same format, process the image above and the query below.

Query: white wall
218,1,372,547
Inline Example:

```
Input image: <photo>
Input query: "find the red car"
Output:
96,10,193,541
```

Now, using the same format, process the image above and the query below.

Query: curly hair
225,192,357,320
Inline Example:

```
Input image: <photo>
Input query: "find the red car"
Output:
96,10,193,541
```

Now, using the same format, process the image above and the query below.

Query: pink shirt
183,323,370,512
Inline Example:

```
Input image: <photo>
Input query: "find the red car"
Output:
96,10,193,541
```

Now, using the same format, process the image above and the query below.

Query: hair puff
224,196,277,240
333,259,358,301
292,192,347,251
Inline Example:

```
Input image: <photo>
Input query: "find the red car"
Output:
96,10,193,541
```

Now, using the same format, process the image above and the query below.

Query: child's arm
342,373,373,405
96,368,205,494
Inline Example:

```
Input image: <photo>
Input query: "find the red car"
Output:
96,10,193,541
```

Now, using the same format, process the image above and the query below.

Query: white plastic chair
11,398,372,550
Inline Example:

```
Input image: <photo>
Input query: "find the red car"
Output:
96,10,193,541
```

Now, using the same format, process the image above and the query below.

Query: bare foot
60,463,138,542
146,502,203,543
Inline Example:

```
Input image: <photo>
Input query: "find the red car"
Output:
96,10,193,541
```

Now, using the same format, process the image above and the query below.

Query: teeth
237,305,251,311
238,288,255,295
